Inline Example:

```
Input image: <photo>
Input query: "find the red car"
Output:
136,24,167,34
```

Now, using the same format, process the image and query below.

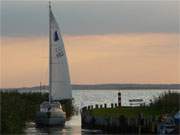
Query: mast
49,1,52,103
40,82,42,93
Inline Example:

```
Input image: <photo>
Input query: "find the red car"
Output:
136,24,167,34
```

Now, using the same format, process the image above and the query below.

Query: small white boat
36,2,72,126
36,101,65,126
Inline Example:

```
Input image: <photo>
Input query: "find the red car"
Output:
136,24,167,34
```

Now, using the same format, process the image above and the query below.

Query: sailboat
36,2,72,126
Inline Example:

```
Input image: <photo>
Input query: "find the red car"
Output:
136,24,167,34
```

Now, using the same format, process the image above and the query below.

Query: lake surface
25,89,180,135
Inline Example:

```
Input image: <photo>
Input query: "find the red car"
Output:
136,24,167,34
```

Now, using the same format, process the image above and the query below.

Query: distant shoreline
1,84,180,91
72,84,180,90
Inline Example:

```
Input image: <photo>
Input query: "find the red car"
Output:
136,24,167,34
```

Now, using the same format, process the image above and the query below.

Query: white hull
36,101,66,126
36,111,65,126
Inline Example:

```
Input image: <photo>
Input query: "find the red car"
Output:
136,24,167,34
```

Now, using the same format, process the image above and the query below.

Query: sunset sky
1,0,180,88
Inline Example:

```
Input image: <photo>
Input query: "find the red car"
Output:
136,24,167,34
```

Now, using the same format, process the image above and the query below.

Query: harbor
1,1,179,134
1,89,180,134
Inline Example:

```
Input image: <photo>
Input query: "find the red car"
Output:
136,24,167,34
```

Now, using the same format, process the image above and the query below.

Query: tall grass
150,91,180,114
1,92,74,134
1,92,48,134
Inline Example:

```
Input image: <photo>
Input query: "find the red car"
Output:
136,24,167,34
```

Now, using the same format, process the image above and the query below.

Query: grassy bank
81,92,180,134
90,92,180,118
90,107,162,118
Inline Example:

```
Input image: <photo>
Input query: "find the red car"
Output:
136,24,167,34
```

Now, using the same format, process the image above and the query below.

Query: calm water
25,89,180,135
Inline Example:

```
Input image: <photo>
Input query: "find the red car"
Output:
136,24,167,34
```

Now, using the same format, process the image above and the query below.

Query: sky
0,0,180,88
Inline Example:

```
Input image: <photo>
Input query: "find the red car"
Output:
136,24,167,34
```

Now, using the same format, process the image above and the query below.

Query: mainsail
49,4,72,101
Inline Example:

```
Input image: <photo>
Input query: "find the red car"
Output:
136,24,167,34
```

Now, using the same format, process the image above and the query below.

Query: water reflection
25,115,102,135
25,115,80,134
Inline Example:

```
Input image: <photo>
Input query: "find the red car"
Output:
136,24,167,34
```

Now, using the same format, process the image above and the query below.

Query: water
25,89,179,135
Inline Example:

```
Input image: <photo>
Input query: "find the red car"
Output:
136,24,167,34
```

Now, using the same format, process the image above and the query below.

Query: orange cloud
1,33,179,88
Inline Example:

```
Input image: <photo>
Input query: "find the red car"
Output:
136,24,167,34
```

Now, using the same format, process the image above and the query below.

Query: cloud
1,1,179,37
1,33,179,88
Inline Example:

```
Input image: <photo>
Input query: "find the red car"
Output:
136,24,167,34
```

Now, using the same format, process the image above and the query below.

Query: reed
1,92,48,134
1,92,75,134
151,91,180,114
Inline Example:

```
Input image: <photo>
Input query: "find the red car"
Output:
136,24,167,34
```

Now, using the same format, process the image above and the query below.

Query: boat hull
36,111,65,126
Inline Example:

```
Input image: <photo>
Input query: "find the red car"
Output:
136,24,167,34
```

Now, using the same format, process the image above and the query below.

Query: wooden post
138,125,141,135
83,107,87,111
111,103,114,108
118,92,121,107
104,104,107,108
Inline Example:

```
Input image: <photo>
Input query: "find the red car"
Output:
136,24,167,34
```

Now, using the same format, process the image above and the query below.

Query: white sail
49,8,72,100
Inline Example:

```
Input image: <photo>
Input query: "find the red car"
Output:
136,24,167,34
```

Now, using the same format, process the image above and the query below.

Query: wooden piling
118,92,121,106
111,103,114,108
104,104,107,108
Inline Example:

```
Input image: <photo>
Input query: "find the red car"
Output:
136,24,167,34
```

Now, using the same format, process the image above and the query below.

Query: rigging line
39,38,48,87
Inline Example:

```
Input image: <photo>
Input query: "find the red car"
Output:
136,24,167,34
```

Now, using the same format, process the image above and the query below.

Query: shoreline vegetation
81,91,180,134
1,92,74,134
90,92,179,118
1,90,179,134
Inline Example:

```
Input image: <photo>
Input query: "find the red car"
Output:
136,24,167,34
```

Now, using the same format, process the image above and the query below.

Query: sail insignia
55,46,64,58
54,31,59,42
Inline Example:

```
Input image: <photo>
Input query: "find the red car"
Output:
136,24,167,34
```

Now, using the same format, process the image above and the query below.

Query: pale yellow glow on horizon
1,33,179,88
